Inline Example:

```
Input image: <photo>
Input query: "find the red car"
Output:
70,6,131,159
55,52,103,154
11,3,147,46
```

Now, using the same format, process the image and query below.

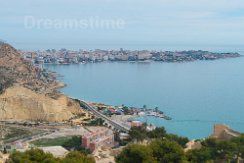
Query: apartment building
82,127,114,152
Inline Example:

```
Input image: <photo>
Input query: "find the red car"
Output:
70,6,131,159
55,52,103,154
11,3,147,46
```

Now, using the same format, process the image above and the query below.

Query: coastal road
79,100,130,133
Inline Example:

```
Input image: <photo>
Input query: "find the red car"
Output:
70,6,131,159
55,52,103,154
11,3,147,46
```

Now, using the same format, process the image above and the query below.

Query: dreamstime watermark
24,16,126,30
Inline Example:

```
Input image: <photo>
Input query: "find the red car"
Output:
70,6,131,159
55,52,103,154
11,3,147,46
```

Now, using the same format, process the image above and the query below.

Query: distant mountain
0,43,81,122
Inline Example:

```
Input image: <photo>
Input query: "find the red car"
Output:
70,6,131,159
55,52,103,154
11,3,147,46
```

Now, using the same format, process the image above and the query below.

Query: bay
45,53,244,139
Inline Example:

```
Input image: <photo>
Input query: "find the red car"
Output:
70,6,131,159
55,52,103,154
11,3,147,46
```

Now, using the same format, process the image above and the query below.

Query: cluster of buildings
19,48,241,65
90,103,136,116
90,102,171,123
19,48,151,65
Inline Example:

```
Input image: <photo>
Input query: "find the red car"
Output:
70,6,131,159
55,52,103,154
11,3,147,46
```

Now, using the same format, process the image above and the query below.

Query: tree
147,127,166,139
186,147,213,163
9,149,60,163
122,107,130,115
215,140,237,162
61,151,95,163
150,139,186,163
230,134,244,162
143,105,147,110
3,147,7,154
62,136,90,154
88,118,104,126
155,106,158,113
116,144,156,163
165,133,189,148
129,126,148,142
202,138,218,148
9,148,95,163
187,136,244,162
62,136,81,150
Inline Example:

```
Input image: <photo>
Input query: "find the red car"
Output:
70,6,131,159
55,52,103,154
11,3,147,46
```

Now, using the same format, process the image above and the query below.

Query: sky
1,0,244,50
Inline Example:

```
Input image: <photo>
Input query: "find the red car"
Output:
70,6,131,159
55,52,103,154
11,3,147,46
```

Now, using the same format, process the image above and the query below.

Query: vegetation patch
31,136,90,154
31,137,73,147
117,125,244,163
3,127,41,143
9,148,95,163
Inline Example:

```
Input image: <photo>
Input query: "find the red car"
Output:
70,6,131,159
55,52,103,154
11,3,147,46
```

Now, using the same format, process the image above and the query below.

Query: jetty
142,110,172,120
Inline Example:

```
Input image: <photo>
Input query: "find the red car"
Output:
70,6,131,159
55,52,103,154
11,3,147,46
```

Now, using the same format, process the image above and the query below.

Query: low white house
39,146,69,158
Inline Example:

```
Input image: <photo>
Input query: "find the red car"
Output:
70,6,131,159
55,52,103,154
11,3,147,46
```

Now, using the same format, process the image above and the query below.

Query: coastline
44,57,244,139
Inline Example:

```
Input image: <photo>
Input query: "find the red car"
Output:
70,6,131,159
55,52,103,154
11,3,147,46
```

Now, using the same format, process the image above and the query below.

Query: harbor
88,102,172,121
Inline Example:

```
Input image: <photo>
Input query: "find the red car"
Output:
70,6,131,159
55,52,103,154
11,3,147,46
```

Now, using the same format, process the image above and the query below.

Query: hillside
0,42,81,122
0,43,59,95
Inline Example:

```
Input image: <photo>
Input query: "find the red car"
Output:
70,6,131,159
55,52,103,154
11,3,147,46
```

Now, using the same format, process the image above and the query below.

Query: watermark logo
24,16,126,30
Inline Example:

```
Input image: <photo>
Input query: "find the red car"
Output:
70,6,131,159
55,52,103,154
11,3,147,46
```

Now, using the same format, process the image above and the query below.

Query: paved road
79,100,130,133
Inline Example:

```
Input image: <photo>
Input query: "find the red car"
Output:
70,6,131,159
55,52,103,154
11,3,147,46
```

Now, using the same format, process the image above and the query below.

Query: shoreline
44,57,244,139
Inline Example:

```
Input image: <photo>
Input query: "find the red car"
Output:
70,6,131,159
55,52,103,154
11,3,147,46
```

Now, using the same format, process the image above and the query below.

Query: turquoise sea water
45,52,244,139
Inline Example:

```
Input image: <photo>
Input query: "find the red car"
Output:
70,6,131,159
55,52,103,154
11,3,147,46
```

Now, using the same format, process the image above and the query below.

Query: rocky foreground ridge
0,42,81,122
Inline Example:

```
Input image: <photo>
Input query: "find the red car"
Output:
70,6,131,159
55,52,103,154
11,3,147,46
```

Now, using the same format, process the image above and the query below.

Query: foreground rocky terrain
0,42,81,122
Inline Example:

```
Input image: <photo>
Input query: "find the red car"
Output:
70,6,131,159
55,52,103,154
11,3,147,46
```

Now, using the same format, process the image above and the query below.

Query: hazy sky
1,0,244,50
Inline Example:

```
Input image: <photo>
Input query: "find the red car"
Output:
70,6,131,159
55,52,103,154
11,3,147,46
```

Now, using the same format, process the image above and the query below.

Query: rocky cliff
0,42,81,122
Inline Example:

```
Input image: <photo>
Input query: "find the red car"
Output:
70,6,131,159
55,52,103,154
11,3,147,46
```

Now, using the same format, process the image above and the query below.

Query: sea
45,45,244,139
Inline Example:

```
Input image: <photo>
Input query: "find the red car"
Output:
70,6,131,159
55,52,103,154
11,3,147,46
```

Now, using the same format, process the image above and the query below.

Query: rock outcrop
0,42,81,122
210,124,241,140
